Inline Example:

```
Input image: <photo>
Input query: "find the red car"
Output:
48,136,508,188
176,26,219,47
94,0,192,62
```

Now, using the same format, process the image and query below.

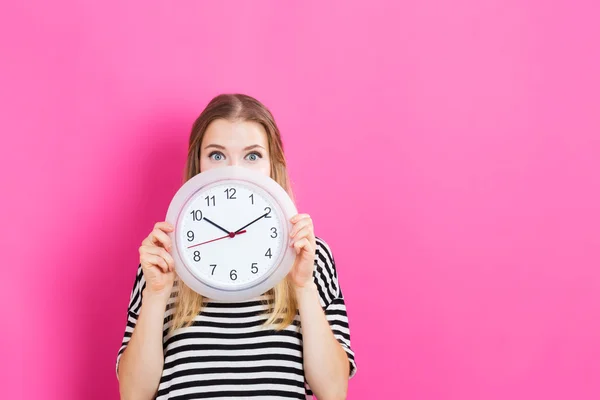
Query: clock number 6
230,270,237,280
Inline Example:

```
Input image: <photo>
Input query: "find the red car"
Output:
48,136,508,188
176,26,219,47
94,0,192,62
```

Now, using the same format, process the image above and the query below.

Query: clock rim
165,166,298,301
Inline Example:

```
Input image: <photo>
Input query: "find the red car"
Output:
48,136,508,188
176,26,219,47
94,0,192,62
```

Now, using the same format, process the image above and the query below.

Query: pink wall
2,1,599,399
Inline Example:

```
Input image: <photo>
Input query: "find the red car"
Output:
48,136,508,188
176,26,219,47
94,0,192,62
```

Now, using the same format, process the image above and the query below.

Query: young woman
116,93,357,400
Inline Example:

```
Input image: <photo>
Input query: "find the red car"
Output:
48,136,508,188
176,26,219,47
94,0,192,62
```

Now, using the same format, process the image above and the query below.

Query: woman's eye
245,152,262,162
209,152,224,161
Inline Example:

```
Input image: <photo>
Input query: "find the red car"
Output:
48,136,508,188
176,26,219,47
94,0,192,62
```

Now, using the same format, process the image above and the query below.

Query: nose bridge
229,157,239,166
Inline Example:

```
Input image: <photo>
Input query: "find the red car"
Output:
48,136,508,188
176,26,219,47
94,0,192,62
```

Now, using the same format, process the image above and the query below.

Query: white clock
165,166,298,301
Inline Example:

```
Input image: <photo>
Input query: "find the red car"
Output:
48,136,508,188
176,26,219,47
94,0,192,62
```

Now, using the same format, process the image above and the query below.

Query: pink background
2,1,599,399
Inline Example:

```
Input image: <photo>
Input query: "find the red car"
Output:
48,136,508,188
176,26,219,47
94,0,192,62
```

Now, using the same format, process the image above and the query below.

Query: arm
288,214,355,400
296,283,350,400
117,290,169,400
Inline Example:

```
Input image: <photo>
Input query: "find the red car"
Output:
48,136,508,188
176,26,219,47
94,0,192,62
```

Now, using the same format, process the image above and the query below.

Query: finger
142,253,170,273
155,221,175,231
290,213,311,224
141,235,154,247
293,237,314,255
142,222,174,247
289,226,315,245
290,217,313,238
149,227,173,250
144,264,166,278
145,247,174,273
142,245,175,271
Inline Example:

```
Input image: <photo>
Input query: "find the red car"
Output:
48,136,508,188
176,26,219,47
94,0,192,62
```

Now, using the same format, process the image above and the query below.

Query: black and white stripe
116,237,357,399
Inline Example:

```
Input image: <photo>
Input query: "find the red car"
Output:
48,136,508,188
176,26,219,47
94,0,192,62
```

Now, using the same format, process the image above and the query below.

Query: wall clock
165,166,298,301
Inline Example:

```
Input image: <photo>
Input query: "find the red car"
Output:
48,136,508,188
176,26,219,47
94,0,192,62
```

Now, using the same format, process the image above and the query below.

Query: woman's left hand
287,213,316,289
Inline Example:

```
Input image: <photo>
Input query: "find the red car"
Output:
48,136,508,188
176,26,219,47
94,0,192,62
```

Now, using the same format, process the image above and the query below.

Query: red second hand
187,230,247,249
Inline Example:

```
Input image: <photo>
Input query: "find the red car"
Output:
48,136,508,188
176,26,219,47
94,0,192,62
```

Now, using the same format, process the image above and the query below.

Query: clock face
176,179,286,290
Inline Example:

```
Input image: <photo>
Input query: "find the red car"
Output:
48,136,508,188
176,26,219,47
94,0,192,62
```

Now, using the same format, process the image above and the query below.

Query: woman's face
200,119,271,177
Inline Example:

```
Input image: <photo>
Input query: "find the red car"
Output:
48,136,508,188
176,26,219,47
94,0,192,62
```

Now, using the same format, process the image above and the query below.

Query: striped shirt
116,237,357,399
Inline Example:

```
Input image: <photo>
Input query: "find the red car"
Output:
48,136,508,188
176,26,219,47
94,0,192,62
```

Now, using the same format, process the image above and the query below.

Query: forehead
202,119,268,148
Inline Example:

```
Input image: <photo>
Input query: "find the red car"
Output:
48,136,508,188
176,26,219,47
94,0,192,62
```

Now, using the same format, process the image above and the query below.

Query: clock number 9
187,230,194,242
193,251,201,262
270,227,277,238
251,263,258,274
230,270,237,280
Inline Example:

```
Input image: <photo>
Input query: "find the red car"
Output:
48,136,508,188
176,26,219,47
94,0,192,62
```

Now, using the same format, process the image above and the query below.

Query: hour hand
203,217,232,235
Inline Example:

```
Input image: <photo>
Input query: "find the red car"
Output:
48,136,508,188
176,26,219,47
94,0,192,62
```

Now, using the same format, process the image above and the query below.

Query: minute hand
234,212,270,233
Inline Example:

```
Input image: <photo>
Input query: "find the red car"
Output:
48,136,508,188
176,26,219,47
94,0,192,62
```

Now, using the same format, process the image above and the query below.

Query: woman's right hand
139,221,176,299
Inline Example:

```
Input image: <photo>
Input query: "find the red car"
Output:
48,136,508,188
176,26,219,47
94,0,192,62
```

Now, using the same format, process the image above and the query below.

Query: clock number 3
270,227,277,238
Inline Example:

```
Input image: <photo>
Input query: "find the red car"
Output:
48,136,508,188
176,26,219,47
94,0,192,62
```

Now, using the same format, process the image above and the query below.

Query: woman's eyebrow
243,145,266,151
204,144,266,150
204,144,226,150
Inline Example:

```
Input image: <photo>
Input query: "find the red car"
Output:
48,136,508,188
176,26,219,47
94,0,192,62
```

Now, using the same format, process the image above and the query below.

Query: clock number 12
225,188,236,199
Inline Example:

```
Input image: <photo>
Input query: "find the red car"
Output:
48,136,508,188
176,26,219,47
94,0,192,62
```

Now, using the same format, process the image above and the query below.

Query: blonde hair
167,93,298,335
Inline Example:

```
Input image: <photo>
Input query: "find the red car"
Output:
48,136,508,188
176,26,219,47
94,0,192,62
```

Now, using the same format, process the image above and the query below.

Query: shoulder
312,236,340,305
315,236,335,263
133,263,146,289
126,263,147,315
314,236,337,275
